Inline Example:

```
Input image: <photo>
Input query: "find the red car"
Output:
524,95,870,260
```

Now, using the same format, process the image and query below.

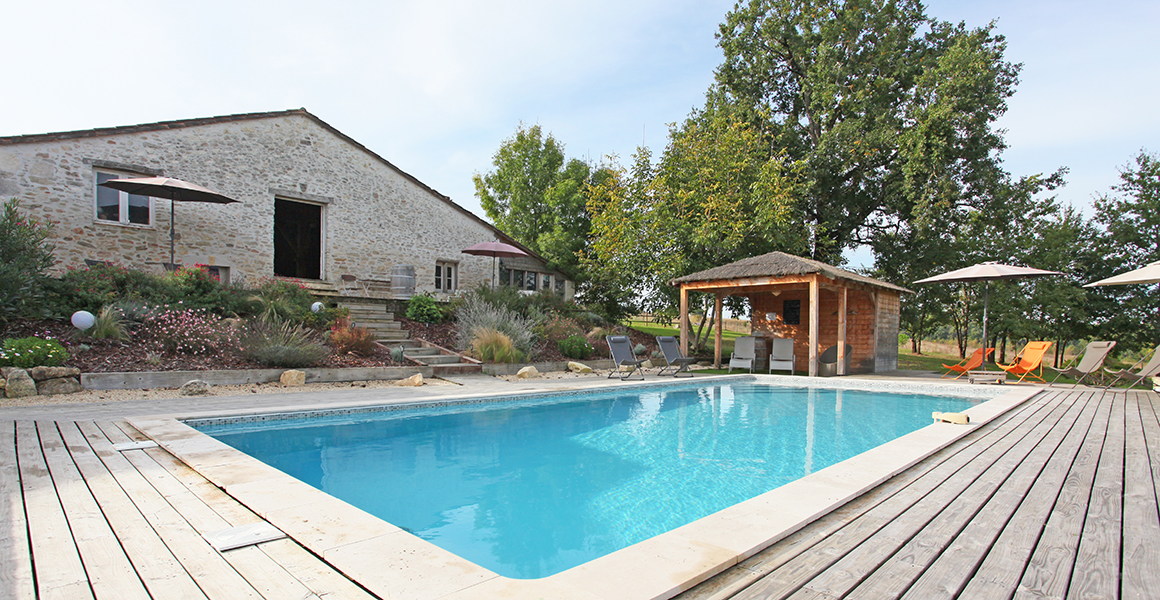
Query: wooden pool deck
2,387,1157,599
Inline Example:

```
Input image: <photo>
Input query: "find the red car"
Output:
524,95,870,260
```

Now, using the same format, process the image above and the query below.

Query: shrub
110,300,161,327
0,336,68,368
406,293,444,323
471,327,525,363
87,305,128,341
329,318,376,356
535,314,585,342
391,345,406,362
137,306,239,355
0,198,55,322
45,262,177,316
241,319,327,367
633,343,647,356
454,292,535,359
557,334,594,360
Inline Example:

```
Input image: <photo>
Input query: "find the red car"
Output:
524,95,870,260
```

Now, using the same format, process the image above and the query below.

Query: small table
968,370,1005,385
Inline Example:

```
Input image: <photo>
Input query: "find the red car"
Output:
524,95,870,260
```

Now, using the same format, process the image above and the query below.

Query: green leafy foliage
557,334,594,360
0,336,68,368
405,293,444,323
0,198,55,322
87,305,128,341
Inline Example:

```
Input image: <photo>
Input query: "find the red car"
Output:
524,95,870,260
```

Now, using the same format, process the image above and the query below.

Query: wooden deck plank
1066,390,1125,600
57,422,210,599
134,430,380,600
891,390,1098,600
803,388,1079,599
17,421,94,599
729,391,1064,600
76,421,264,600
953,390,1105,598
37,422,150,600
102,422,329,600
0,421,36,600
1119,392,1160,600
1013,389,1114,600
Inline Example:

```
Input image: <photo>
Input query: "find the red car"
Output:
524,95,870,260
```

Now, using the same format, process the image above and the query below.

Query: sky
4,0,1158,268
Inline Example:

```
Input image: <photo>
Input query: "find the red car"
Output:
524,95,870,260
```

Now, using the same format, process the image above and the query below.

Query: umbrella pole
981,281,990,371
169,199,176,267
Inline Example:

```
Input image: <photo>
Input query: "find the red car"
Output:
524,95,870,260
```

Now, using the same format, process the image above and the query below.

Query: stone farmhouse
0,109,572,300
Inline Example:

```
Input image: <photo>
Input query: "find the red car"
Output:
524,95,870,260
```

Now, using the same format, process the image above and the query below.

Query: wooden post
679,285,689,357
809,275,820,377
714,294,723,369
838,286,847,375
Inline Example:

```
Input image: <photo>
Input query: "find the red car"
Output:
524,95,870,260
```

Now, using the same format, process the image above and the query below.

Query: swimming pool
191,380,981,579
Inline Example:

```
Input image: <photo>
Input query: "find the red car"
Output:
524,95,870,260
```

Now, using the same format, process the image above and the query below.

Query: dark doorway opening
273,199,322,279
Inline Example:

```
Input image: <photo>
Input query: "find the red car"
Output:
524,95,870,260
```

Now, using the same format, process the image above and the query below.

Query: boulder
395,373,423,387
280,370,307,386
179,380,211,396
517,366,540,379
28,366,82,381
5,370,38,398
567,361,593,374
0,377,5,392
640,359,654,369
37,377,83,395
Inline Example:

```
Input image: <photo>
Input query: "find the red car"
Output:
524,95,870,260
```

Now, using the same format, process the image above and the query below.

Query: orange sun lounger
996,341,1053,383
942,348,994,379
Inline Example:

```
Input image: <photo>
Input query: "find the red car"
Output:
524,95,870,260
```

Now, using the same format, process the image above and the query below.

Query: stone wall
0,112,556,295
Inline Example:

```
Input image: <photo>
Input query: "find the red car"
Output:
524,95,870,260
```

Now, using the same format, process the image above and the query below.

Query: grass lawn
627,318,746,357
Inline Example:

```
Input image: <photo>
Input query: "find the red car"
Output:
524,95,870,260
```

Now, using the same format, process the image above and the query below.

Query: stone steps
336,300,409,344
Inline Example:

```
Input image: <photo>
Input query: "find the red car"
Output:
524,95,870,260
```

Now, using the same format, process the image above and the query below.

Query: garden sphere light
311,302,324,313
71,310,96,330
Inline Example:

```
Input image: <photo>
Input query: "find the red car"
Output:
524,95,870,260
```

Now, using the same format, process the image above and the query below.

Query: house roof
670,251,912,293
0,108,553,272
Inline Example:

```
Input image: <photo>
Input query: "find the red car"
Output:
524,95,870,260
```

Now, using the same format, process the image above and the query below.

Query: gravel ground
0,376,456,408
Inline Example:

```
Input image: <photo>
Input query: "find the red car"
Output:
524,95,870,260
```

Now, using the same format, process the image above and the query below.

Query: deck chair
1048,341,1116,387
1103,344,1160,391
996,341,1053,384
729,336,755,373
942,348,994,379
769,338,795,375
606,335,645,381
656,336,696,377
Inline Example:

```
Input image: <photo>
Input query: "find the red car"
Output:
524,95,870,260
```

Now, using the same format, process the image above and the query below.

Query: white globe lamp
311,302,325,313
71,310,96,330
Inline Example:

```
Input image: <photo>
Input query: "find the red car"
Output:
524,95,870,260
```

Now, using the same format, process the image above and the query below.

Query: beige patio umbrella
99,176,240,267
914,262,1062,369
1083,260,1160,287
462,241,528,288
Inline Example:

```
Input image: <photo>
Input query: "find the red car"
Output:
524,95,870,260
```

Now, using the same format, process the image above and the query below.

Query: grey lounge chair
656,336,696,377
1048,340,1116,387
729,336,755,373
1104,344,1160,391
769,338,795,375
819,344,852,377
606,335,645,381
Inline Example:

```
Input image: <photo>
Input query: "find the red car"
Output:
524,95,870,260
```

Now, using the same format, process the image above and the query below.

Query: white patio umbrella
1084,260,1160,287
462,241,527,288
914,262,1062,369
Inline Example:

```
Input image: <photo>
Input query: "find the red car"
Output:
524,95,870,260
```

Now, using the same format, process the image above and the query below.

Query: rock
640,359,654,369
0,378,5,391
179,380,211,396
28,366,82,381
6,370,38,398
221,317,246,329
395,373,423,387
517,366,540,379
37,377,83,395
567,361,593,374
280,370,306,386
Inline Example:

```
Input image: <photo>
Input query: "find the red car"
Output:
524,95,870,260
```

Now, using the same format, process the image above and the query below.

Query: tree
1088,150,1160,352
713,0,1021,263
473,124,600,281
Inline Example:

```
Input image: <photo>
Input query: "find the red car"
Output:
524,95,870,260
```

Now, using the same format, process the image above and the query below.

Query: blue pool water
193,382,977,579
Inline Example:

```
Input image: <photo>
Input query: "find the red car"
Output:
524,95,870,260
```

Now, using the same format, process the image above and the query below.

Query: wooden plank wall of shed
750,287,878,373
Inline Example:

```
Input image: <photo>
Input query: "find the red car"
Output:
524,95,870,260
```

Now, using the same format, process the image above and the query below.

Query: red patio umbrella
462,241,527,288
99,176,240,267
914,262,1062,369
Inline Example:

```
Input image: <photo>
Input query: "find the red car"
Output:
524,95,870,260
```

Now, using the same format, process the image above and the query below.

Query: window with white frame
435,261,457,292
95,171,152,226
